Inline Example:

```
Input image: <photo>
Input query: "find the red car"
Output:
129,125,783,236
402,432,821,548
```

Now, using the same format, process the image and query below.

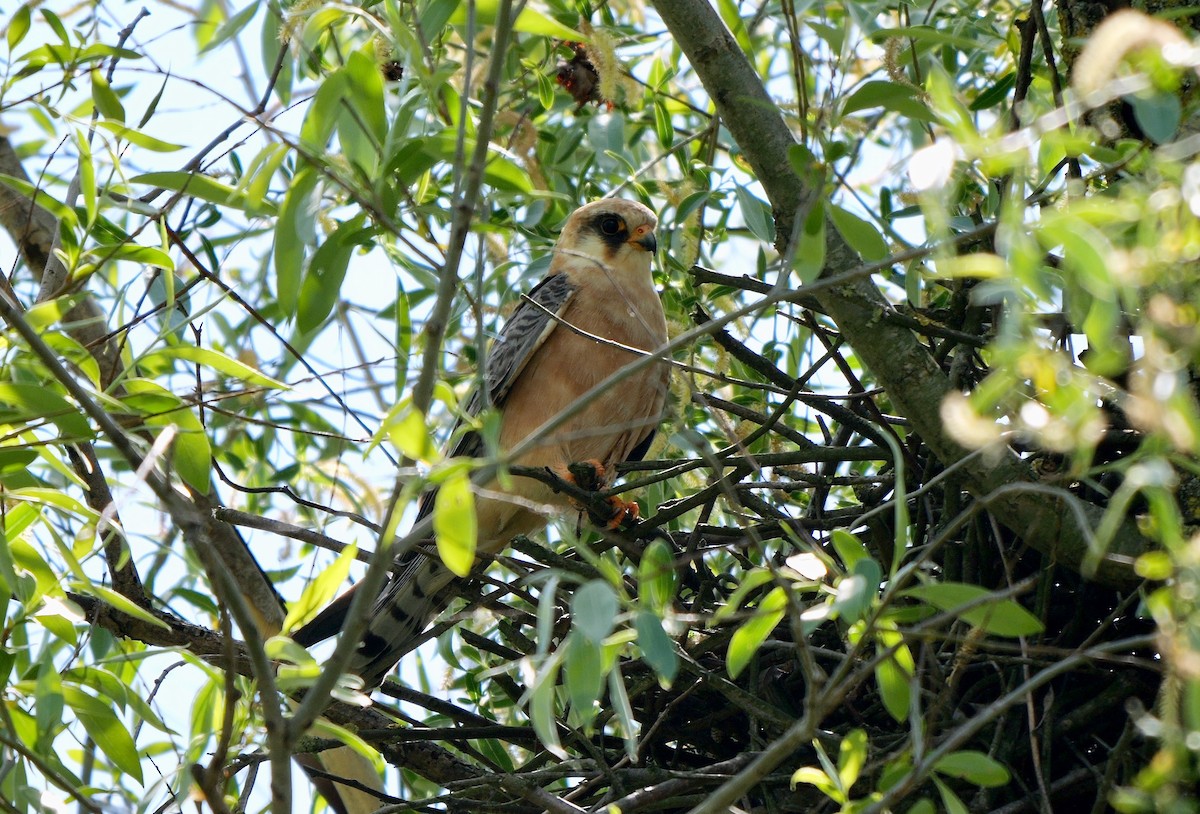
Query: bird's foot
550,460,638,529
601,496,640,529
564,459,607,491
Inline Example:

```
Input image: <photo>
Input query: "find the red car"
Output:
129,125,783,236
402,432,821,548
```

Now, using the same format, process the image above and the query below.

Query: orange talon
550,461,638,528
604,496,639,529
567,459,607,491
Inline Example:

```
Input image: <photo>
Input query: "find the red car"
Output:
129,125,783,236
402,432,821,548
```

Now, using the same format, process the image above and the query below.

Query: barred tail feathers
349,557,457,688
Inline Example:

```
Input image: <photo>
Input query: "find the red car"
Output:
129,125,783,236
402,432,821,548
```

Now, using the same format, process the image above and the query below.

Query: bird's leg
551,460,640,529
565,459,606,491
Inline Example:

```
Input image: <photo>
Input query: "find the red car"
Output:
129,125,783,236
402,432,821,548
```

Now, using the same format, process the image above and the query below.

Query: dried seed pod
555,42,602,109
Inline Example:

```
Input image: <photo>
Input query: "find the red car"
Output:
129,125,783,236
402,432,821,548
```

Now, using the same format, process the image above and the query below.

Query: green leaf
7,5,31,51
62,685,143,782
298,215,371,333
130,171,271,214
394,287,412,396
716,0,752,53
711,568,773,625
875,646,911,723
81,585,170,631
35,655,64,743
734,184,775,244
635,610,678,684
274,166,320,317
902,582,1044,637
537,69,555,111
420,0,460,40
1127,91,1181,144
654,100,673,148
970,72,1015,111
234,143,290,212
791,766,841,800
200,2,259,54
788,143,825,189
727,586,787,678
838,728,868,790
433,469,477,577
830,529,869,571
872,25,983,51
419,132,534,193
284,544,358,633
0,384,91,439
793,200,826,283
449,1,587,40
842,80,919,115
607,664,638,759
338,50,387,173
141,346,287,389
564,633,605,720
638,540,676,612
73,131,96,227
829,204,888,261
0,173,79,230
301,68,348,153
85,243,175,271
934,254,1006,278
90,70,125,122
120,379,212,492
934,750,1011,787
528,652,564,756
572,580,618,643
875,625,914,722
381,403,438,461
842,80,935,122
308,718,384,769
95,120,183,152
933,776,970,814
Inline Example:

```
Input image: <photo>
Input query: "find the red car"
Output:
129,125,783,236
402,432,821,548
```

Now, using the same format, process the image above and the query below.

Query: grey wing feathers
414,272,576,521
485,271,577,406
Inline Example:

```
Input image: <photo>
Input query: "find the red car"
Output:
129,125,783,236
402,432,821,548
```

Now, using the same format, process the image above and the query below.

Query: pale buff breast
498,273,668,488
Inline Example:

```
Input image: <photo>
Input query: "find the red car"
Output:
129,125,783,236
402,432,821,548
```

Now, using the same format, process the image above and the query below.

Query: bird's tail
350,554,456,687
293,547,458,688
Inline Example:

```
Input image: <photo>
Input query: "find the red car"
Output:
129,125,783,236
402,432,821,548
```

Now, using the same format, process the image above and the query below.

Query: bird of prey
294,198,669,688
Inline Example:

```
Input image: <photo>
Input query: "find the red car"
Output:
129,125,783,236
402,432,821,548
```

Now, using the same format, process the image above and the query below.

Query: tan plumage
295,199,669,687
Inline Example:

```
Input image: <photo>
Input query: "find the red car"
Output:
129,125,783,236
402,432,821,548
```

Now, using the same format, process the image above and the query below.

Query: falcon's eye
598,215,624,236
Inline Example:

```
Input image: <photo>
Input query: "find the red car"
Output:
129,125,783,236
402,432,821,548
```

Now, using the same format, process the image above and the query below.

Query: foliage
0,0,1199,812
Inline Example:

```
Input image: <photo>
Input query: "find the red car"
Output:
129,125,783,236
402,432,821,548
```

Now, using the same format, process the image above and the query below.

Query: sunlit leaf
433,469,477,577
902,582,1044,637
727,586,787,679
829,203,888,261
119,380,212,492
62,685,143,782
638,540,676,612
934,751,1011,787
95,121,182,152
283,543,359,633
0,384,91,439
89,70,125,122
838,728,868,790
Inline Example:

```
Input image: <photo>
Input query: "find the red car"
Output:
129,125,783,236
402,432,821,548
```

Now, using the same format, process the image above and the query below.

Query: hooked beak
630,226,658,254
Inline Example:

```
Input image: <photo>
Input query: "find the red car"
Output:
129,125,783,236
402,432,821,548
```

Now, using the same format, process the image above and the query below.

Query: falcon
294,198,669,687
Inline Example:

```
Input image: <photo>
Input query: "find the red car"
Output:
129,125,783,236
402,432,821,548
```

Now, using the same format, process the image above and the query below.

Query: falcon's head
554,199,658,275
